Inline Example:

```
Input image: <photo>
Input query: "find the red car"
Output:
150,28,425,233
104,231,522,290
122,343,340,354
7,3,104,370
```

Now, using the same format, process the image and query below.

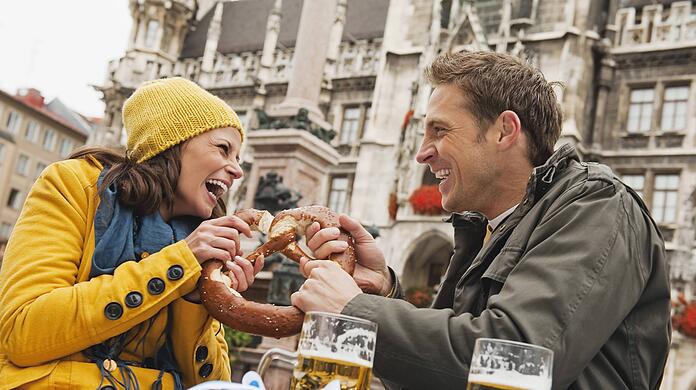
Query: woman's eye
218,144,229,154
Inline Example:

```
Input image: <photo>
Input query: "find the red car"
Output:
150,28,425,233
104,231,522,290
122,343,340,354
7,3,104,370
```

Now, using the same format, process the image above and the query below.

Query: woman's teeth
205,179,229,200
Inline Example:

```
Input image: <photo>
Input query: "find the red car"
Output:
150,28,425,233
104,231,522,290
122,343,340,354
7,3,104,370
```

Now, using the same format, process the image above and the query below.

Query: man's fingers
304,222,321,245
306,226,340,251
312,240,349,260
339,214,373,242
253,255,265,274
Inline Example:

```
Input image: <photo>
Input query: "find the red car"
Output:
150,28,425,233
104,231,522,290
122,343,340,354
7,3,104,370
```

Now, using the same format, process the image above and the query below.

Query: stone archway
401,230,454,292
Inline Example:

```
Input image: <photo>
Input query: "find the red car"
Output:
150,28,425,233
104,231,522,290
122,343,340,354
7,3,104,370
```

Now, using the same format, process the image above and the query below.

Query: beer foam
298,324,376,368
300,349,373,369
467,371,551,390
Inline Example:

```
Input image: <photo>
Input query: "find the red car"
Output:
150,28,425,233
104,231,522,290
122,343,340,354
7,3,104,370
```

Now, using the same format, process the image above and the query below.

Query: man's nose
415,140,434,164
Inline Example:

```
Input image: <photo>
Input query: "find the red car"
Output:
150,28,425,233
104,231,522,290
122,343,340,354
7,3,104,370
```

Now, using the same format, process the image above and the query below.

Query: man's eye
434,127,446,133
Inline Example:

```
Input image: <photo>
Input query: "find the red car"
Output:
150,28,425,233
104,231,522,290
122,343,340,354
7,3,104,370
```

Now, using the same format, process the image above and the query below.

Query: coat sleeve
0,161,203,367
170,298,231,387
343,178,657,389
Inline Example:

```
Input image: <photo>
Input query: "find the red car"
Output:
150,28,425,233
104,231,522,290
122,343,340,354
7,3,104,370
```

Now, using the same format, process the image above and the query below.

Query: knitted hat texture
122,77,244,163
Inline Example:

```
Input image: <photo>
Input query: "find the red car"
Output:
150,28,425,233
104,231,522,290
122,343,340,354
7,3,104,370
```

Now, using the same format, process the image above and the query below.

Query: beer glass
258,311,377,390
467,338,553,390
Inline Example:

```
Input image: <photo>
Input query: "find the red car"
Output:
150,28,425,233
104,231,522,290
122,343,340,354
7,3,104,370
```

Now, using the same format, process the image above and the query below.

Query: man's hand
291,258,362,313
305,214,393,296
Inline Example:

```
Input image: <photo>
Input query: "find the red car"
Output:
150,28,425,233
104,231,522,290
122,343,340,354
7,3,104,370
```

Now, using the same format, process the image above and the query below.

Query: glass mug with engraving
467,338,553,390
258,311,377,390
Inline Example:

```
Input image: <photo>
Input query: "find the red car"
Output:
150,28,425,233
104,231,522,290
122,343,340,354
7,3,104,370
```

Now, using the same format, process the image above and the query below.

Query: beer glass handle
257,347,298,377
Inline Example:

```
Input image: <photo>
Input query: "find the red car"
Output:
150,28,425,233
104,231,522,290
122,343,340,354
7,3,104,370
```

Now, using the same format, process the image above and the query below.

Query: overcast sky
0,1,132,118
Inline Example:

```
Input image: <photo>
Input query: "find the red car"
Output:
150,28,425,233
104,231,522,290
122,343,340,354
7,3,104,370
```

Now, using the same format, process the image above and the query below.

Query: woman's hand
185,215,253,264
184,215,264,302
223,255,265,292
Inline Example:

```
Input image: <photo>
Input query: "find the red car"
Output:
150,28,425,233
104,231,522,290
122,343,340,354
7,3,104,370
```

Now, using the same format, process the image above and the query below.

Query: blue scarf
91,170,201,278
88,168,203,390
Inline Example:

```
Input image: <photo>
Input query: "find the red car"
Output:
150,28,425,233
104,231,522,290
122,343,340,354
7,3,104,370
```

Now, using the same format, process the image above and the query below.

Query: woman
0,77,263,389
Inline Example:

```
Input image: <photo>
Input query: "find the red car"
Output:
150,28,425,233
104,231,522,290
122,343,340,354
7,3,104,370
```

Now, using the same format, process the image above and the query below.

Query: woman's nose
227,161,243,179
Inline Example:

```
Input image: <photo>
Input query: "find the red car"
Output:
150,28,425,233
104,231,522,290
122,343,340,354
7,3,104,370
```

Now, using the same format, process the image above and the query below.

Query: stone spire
268,0,338,129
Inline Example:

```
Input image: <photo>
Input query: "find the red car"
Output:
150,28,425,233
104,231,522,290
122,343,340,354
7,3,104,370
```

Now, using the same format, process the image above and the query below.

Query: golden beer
466,373,550,390
290,354,372,390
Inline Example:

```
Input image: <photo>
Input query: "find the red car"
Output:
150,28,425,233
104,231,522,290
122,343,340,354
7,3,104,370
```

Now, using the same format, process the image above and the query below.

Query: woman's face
169,126,243,219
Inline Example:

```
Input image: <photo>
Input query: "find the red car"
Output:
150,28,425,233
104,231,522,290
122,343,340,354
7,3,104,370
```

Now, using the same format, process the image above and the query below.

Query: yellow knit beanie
123,77,245,163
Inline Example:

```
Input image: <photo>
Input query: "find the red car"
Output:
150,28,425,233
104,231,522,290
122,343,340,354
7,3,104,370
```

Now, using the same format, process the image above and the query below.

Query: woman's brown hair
69,145,226,219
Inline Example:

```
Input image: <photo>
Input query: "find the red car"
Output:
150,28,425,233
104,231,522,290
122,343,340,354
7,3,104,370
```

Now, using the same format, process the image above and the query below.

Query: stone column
269,0,338,128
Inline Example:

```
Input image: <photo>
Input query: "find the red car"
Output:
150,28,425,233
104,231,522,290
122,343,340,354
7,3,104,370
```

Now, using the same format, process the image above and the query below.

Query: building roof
0,89,90,139
181,0,389,58
45,98,94,136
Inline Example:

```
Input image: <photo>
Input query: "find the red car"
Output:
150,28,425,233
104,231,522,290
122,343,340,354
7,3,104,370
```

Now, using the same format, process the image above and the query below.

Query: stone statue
253,172,303,215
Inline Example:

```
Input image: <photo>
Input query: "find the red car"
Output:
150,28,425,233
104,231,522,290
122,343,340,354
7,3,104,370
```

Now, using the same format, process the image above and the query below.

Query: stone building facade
92,0,696,387
0,88,90,242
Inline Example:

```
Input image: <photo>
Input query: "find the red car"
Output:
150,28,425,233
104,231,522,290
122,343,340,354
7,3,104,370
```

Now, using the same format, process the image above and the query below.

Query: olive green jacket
343,145,671,389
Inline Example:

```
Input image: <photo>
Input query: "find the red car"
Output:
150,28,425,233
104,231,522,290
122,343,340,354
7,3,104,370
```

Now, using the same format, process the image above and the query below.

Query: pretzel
198,206,356,337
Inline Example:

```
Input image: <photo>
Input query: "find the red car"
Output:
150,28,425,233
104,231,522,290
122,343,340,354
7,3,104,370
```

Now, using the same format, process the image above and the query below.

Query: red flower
409,185,445,215
672,295,696,338
406,287,435,308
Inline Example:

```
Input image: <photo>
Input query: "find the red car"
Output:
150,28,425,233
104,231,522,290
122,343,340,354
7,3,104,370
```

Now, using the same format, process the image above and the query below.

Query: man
290,51,670,389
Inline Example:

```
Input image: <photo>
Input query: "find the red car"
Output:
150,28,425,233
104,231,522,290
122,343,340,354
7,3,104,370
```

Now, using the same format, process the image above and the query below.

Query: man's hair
424,51,563,166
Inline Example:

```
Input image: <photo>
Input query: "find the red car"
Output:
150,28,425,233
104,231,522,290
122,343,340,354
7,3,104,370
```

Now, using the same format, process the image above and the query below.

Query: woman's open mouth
205,179,229,203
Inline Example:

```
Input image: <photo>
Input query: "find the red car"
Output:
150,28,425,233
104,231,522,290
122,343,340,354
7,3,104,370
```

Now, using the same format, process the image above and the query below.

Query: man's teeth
435,169,451,180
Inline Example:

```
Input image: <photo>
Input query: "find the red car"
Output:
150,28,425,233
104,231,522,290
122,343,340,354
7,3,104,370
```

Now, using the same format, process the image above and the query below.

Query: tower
89,0,197,147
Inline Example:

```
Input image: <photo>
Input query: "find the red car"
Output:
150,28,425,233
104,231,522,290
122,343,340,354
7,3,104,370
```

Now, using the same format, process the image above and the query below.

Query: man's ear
496,110,522,149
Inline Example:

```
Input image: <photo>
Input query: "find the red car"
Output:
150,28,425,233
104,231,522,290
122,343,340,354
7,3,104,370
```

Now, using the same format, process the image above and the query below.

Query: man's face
416,84,496,214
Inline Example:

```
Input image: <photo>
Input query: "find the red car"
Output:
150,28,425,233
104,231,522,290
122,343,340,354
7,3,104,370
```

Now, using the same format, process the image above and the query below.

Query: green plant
224,325,253,348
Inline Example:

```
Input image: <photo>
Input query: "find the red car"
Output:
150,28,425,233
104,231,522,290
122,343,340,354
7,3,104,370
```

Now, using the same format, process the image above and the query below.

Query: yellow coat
0,158,231,389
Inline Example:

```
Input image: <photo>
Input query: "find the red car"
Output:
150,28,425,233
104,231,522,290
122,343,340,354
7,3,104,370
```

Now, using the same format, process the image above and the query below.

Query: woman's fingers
234,256,255,283
209,215,252,238
209,226,242,256
226,260,248,292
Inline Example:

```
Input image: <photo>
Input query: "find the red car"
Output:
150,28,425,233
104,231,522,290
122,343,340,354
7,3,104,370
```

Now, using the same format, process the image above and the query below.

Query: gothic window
661,85,689,132
0,222,11,238
25,121,39,143
162,25,174,53
42,128,56,151
5,111,21,135
627,88,654,133
511,0,534,20
652,174,679,224
328,176,350,213
339,106,361,144
145,20,160,48
15,154,29,176
34,162,46,180
59,138,74,158
7,189,22,210
621,174,644,199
